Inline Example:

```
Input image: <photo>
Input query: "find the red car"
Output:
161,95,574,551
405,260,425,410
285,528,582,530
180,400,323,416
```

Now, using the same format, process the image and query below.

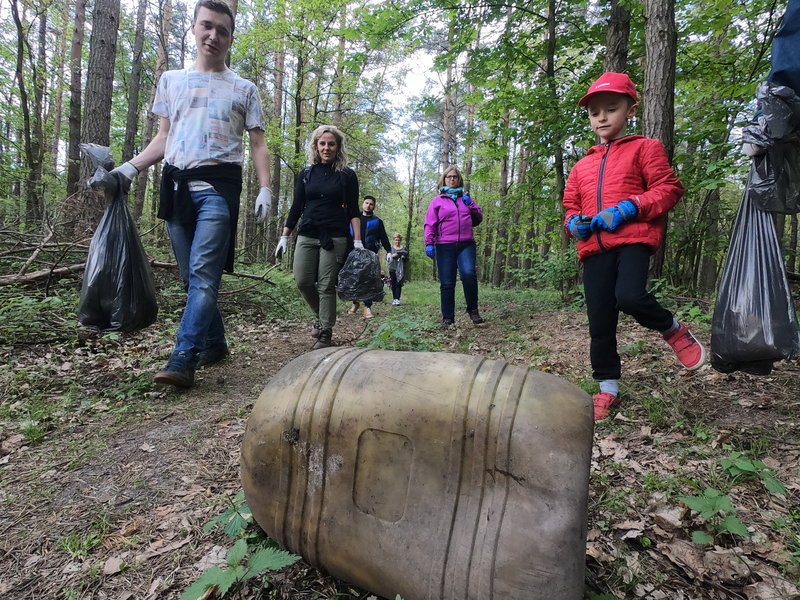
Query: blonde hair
437,165,463,188
307,125,348,171
392,232,402,241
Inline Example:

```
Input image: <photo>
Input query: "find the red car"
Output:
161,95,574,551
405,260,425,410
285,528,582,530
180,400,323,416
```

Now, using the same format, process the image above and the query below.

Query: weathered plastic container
241,348,593,600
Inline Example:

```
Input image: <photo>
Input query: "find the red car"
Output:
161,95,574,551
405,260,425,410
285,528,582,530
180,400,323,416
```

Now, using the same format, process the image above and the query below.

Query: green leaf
678,494,714,518
179,566,225,600
226,539,248,567
721,515,750,538
215,565,245,597
763,475,787,496
223,513,250,538
715,494,735,514
242,547,300,580
733,458,758,473
691,530,714,545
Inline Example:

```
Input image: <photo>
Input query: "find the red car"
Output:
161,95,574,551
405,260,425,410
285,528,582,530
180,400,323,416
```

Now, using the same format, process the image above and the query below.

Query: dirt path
1,300,798,599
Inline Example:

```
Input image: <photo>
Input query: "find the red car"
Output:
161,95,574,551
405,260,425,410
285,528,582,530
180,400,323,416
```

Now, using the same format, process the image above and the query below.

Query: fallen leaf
103,557,125,575
650,506,685,530
1,434,25,454
704,547,753,584
659,540,706,578
743,578,800,599
140,443,155,453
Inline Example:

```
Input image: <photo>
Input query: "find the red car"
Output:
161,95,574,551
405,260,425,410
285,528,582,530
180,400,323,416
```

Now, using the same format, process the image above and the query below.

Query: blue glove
591,200,638,232
425,244,435,258
567,215,592,241
462,194,472,206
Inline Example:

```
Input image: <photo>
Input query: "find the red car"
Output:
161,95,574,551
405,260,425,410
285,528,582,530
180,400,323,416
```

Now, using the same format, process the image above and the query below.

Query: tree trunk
66,0,86,200
134,0,172,222
544,0,566,259
50,0,72,176
10,0,45,229
492,108,510,287
643,0,677,279
270,10,286,261
77,0,121,234
604,0,630,73
440,43,455,170
122,0,148,163
333,11,346,127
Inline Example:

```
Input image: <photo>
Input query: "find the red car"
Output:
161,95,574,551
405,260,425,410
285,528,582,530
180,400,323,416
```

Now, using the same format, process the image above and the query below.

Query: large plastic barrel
241,348,593,600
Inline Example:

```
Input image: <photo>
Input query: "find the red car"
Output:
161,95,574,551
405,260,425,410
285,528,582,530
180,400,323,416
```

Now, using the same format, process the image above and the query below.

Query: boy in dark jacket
563,72,706,421
349,195,391,318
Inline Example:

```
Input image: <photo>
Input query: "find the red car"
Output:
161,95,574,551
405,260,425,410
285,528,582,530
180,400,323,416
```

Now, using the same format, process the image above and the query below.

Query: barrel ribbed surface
241,348,593,600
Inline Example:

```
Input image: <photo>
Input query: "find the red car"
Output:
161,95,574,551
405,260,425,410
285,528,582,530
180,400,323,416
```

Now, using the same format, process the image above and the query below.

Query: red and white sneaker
664,325,706,370
593,392,620,421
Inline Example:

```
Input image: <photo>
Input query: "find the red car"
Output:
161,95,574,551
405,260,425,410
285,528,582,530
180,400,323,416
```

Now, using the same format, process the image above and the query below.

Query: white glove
353,240,364,250
106,161,139,194
255,186,272,223
275,235,289,259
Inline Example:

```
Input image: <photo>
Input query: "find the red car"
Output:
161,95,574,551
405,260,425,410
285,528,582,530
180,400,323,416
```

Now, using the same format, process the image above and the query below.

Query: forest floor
0,275,799,600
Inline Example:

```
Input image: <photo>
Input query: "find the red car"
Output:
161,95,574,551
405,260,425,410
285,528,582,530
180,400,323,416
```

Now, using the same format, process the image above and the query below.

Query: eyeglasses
445,175,459,180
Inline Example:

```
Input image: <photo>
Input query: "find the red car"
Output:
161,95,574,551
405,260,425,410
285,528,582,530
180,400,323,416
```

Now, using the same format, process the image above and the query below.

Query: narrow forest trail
1,294,798,600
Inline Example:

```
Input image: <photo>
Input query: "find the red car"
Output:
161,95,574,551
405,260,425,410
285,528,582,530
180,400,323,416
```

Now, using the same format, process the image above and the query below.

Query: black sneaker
442,318,455,328
468,309,484,324
197,344,229,368
312,329,332,350
310,321,321,339
154,351,197,388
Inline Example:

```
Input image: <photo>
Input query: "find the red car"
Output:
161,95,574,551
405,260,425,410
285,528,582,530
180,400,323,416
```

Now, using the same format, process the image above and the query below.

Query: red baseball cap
578,72,638,106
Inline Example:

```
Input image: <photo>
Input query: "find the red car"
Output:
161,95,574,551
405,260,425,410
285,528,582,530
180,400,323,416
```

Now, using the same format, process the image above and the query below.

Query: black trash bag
710,175,800,375
336,248,385,302
742,83,800,214
77,146,158,332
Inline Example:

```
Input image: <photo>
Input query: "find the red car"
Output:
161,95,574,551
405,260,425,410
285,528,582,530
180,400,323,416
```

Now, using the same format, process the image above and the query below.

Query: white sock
599,379,619,396
662,318,680,336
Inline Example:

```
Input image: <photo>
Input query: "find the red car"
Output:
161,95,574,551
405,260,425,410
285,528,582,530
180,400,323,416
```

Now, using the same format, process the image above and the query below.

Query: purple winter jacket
423,194,483,245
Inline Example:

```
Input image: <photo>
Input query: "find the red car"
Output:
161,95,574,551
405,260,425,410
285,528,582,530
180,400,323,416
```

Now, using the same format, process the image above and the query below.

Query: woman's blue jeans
166,189,230,359
435,241,478,321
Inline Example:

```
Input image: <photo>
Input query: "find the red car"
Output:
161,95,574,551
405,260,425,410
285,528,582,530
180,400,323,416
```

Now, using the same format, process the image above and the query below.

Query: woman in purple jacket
423,165,485,326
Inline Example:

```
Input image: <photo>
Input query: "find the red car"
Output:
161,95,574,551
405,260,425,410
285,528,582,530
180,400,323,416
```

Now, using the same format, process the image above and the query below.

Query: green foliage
184,491,300,600
674,303,711,326
57,515,111,559
360,317,439,351
678,488,750,544
0,288,80,346
179,539,299,600
720,451,787,496
203,491,253,538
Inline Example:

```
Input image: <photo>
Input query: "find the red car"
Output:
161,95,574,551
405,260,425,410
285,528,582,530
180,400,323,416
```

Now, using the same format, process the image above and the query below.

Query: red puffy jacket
562,135,684,261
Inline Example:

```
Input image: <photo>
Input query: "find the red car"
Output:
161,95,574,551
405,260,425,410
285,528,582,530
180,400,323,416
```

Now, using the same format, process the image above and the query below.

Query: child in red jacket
563,72,706,421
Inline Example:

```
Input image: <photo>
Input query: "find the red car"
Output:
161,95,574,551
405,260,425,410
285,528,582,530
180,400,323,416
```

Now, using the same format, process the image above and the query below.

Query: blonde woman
275,125,362,349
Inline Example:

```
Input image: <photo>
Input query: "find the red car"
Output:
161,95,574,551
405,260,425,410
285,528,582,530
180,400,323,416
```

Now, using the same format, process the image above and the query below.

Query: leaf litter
0,300,798,599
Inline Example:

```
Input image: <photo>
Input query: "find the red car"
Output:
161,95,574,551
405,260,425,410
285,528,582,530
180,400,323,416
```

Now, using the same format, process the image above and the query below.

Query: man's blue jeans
166,189,230,359
435,241,479,321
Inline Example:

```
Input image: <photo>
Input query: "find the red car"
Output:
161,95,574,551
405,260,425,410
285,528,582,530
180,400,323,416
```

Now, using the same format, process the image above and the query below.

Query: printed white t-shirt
152,68,264,171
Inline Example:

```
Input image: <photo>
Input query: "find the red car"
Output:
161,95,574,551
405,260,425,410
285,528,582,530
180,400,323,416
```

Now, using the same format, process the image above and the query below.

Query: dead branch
1,259,276,287
0,263,86,285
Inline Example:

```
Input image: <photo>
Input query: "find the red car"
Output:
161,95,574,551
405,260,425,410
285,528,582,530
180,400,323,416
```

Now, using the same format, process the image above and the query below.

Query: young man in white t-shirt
110,0,271,388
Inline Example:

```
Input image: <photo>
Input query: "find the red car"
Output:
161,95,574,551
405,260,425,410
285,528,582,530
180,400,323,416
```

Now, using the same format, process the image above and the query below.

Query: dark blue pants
435,241,478,321
582,244,673,381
